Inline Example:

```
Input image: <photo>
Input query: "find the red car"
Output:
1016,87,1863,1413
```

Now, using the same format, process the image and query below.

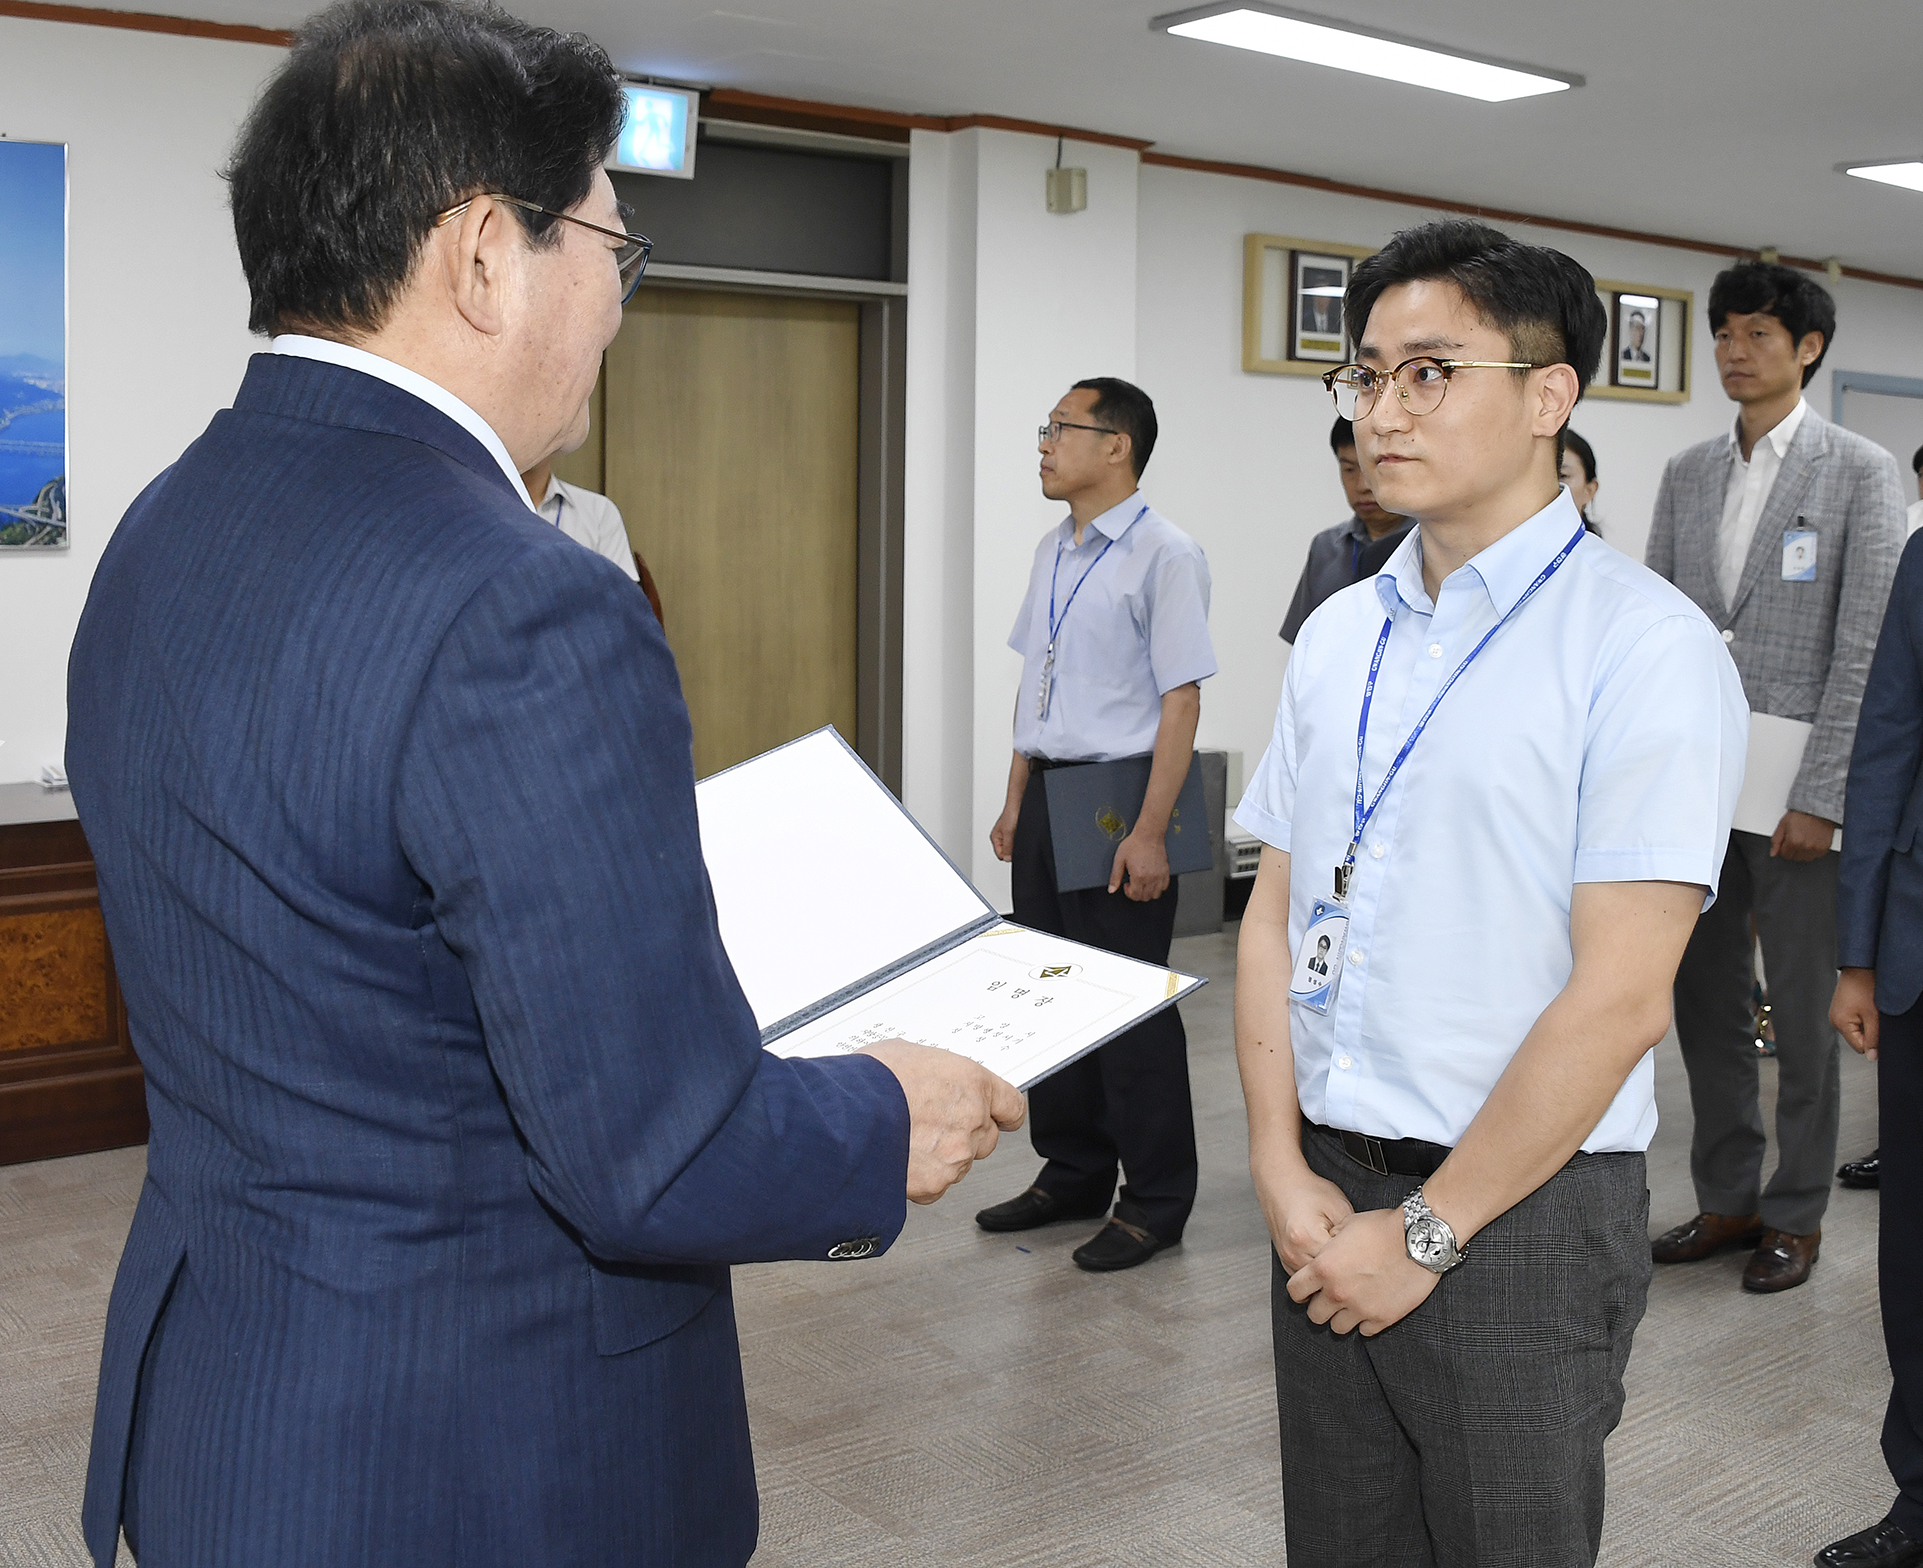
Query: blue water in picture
0,405,64,509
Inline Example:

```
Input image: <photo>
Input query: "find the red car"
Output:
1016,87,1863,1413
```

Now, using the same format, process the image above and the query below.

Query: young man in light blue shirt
1233,220,1747,1565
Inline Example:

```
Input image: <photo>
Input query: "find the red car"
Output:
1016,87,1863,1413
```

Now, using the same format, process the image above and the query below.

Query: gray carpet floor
0,926,1889,1567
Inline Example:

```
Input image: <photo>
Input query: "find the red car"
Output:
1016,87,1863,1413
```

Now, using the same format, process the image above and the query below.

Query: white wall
1134,161,1923,776
0,17,275,785
903,127,1140,904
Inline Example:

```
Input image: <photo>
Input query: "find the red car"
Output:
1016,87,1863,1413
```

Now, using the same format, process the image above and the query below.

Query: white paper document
695,729,1205,1090
1732,713,1841,848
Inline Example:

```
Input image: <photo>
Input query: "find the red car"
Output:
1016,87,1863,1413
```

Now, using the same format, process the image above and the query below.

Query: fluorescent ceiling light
1152,4,1578,103
1845,161,1923,193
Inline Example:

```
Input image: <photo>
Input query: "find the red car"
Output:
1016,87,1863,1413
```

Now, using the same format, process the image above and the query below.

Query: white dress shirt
1007,492,1217,761
1235,489,1748,1153
1716,398,1808,606
270,334,534,511
536,478,639,581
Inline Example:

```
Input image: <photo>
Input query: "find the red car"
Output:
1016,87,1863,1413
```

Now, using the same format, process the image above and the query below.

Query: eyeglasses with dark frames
434,193,654,304
1322,356,1541,421
1038,419,1120,445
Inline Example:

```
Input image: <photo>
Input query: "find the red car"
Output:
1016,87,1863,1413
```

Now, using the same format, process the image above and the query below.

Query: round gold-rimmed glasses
1322,356,1540,421
433,193,654,304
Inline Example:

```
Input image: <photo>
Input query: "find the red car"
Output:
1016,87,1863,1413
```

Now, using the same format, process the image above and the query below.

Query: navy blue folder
1041,754,1214,893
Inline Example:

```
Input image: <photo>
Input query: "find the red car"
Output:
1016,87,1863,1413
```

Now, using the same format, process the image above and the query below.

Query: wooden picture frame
1589,279,1692,404
1243,233,1376,377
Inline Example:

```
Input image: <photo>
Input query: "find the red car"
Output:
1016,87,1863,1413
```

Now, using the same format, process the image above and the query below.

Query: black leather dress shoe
1815,1519,1923,1567
1838,1149,1882,1190
1071,1217,1173,1272
975,1185,1108,1233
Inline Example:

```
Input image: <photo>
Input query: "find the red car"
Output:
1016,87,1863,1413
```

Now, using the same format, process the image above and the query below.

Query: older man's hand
861,1041,1027,1203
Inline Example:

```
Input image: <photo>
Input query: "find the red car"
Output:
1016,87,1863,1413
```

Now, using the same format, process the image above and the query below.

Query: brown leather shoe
1742,1228,1820,1292
1651,1211,1764,1263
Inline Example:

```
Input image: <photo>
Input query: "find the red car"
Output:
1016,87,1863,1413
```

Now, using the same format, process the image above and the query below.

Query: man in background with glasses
64,3,1022,1564
1233,219,1745,1564
975,377,1217,1272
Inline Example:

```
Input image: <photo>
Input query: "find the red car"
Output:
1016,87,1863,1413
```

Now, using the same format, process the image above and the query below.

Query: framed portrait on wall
0,138,67,551
1590,279,1692,403
1612,292,1660,388
1243,234,1375,377
1290,252,1351,363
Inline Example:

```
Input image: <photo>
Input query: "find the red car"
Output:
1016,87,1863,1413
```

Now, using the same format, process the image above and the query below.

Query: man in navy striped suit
66,4,1022,1564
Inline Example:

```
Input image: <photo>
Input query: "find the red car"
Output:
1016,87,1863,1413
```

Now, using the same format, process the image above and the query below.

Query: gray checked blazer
1646,404,1904,824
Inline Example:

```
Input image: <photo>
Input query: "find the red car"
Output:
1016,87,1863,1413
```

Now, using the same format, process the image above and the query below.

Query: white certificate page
696,729,993,1034
767,924,1204,1091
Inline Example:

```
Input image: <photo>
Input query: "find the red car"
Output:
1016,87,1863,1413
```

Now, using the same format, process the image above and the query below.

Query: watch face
1409,1217,1450,1266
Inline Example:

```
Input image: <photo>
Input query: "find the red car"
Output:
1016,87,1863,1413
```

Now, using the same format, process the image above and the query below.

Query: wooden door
602,287,861,779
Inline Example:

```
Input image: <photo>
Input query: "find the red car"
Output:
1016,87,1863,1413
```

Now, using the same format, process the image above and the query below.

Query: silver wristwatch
1402,1188,1466,1274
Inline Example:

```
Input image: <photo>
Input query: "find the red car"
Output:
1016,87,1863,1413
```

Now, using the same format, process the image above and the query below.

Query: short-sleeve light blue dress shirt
1234,488,1748,1154
1008,493,1217,761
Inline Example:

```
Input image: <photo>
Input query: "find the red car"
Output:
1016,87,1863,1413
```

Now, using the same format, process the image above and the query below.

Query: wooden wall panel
0,802,146,1165
0,902,111,1052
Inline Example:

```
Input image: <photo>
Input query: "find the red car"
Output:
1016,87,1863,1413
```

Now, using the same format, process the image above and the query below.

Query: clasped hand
1258,1159,1439,1336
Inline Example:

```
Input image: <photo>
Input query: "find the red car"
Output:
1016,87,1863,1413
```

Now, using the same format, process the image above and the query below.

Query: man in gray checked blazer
1647,260,1904,1293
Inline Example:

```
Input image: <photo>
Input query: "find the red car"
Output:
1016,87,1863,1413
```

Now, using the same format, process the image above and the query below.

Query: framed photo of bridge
0,139,68,551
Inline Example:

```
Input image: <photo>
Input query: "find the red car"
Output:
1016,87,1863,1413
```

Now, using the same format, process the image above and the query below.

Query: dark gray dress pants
1273,1125,1650,1568
1673,829,1841,1234
1011,766,1197,1240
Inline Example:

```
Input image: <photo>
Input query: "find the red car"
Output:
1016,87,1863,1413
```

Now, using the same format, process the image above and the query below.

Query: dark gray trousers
1673,829,1841,1234
1273,1125,1650,1568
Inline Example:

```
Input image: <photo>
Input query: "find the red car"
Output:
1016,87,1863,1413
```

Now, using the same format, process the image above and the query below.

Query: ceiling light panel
1845,162,1923,194
1153,4,1578,103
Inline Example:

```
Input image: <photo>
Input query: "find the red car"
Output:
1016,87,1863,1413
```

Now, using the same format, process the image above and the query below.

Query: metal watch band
1402,1187,1466,1274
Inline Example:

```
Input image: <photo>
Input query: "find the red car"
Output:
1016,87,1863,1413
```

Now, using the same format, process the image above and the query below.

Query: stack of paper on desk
694,728,1206,1091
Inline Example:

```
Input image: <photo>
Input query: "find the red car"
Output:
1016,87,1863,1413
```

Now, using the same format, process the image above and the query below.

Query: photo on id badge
1783,528,1817,582
1289,897,1350,1014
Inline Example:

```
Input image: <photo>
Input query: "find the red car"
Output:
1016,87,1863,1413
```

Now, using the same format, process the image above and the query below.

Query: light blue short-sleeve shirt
1009,493,1217,761
1234,488,1748,1154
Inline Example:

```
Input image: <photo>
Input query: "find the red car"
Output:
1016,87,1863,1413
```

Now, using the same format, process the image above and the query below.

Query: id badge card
1289,897,1350,1015
1782,529,1818,582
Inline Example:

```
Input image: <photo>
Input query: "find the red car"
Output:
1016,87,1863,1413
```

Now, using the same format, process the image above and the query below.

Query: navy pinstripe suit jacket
67,354,910,1567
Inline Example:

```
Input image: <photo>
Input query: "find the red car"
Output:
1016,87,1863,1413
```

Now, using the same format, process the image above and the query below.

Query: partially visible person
520,438,665,625
1909,444,1922,536
1820,532,1923,1568
1646,259,1905,1292
1560,428,1603,534
1278,415,1412,643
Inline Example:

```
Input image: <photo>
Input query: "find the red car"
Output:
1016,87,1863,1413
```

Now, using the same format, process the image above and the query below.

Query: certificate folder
1042,754,1214,893
694,728,1206,1091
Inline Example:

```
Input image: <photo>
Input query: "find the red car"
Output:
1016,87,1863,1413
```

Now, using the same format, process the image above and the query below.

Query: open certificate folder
694,729,1206,1091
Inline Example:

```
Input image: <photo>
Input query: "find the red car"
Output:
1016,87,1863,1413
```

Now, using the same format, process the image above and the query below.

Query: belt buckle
1341,1129,1391,1176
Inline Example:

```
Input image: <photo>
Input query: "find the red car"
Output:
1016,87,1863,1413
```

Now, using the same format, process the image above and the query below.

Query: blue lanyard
1339,520,1587,898
1046,505,1144,649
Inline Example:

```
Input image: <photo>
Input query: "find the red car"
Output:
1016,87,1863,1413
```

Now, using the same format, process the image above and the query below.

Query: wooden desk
0,784,144,1165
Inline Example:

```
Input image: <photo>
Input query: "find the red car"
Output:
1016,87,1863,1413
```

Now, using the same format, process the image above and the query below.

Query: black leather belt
1311,1121,1452,1181
1026,754,1152,773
